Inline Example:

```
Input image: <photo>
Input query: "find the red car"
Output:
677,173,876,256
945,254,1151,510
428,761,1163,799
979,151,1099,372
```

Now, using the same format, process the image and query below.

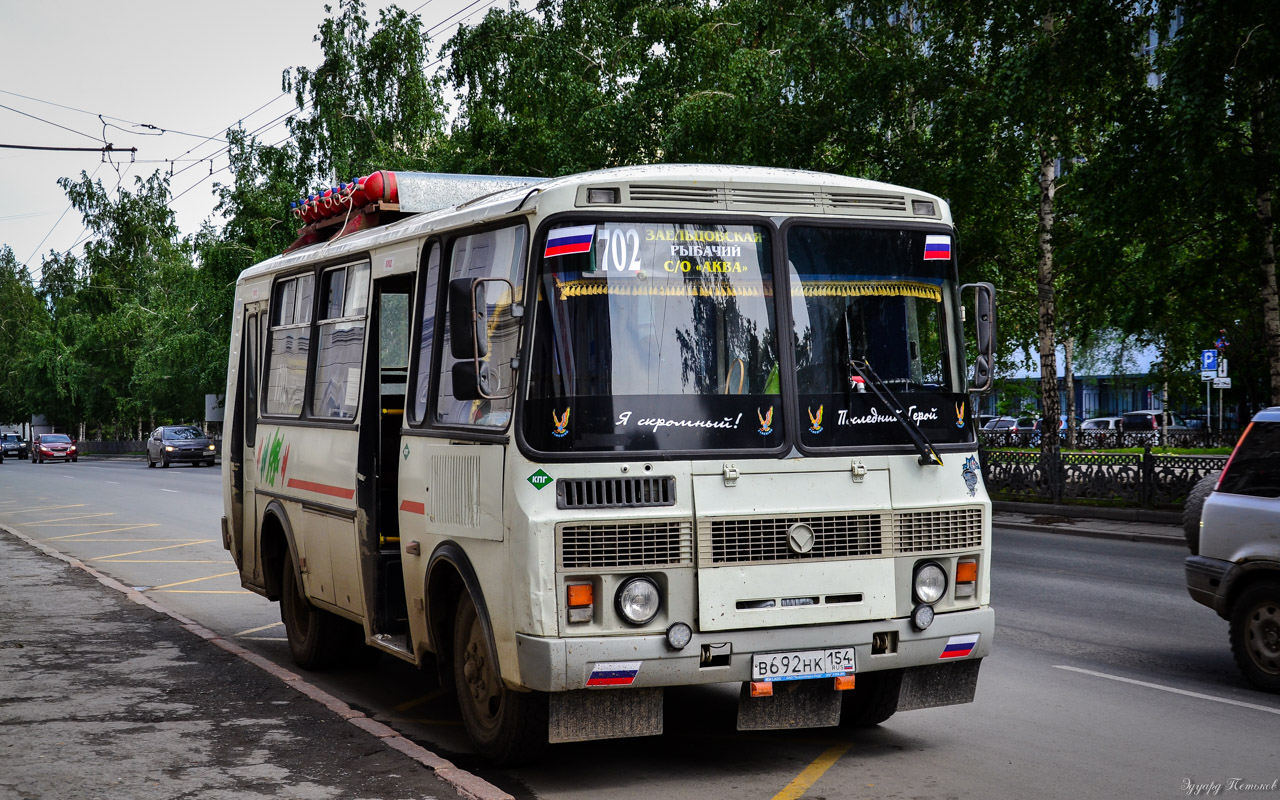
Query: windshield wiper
849,359,944,466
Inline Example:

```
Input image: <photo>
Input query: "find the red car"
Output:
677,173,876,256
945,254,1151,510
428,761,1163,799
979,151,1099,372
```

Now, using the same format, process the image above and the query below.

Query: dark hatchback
1,432,27,460
146,426,217,468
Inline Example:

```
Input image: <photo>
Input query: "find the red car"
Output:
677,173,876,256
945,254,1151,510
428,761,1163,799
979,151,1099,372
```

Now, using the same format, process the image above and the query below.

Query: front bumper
164,448,216,463
515,605,994,692
37,450,75,461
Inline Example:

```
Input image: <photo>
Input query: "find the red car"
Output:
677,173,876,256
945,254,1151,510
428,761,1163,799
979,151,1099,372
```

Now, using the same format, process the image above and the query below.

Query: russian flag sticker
586,661,641,687
923,234,952,261
544,225,596,258
939,634,979,659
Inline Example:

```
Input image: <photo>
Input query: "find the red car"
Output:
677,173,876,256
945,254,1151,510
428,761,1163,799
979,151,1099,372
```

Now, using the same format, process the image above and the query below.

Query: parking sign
1202,350,1218,371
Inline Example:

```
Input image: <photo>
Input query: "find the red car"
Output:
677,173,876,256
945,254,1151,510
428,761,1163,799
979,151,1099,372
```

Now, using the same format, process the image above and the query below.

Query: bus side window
244,312,258,444
264,273,314,416
311,262,371,420
409,243,441,425
436,226,527,428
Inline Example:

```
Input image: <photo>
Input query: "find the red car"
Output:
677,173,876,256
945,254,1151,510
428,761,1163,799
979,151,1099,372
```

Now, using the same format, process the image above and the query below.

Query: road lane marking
161,489,180,493
147,571,240,591
92,540,214,560
46,524,160,540
772,743,852,800
1054,666,1280,715
153,589,254,594
394,687,449,713
27,513,115,525
5,504,86,514
236,622,284,636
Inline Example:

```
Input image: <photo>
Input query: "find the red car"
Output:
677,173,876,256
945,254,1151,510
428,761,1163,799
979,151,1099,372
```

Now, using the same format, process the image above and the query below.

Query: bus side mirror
962,281,996,394
449,278,488,360
451,360,492,401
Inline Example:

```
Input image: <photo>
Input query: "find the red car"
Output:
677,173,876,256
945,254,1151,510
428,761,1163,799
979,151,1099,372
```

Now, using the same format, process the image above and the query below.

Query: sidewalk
0,526,510,800
993,503,1186,546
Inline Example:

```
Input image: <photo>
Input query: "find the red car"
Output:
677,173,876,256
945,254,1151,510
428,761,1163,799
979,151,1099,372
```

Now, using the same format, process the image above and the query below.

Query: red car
31,433,78,463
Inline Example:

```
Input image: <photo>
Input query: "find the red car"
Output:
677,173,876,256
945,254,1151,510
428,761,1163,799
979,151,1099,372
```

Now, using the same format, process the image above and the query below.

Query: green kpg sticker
527,469,553,490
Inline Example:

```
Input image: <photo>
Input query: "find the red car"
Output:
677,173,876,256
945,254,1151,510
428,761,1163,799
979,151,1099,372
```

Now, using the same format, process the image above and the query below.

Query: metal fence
979,428,1241,451
978,447,1227,510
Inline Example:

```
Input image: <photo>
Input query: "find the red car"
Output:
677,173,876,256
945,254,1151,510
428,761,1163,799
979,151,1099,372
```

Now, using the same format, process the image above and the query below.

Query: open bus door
358,273,413,650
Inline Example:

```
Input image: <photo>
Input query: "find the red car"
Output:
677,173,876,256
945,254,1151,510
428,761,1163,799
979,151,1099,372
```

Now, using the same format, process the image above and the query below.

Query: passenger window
265,274,314,416
311,262,371,420
436,226,527,428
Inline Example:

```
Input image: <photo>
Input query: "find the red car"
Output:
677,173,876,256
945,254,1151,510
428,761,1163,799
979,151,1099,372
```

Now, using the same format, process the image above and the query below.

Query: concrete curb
994,520,1186,546
0,523,514,800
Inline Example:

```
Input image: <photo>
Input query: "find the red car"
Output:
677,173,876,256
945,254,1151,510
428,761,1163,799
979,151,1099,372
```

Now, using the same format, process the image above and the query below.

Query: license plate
751,647,856,682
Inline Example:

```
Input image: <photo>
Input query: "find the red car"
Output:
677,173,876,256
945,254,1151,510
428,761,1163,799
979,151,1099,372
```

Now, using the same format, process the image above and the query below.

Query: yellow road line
46,524,160,540
5,504,86,514
104,560,225,564
236,622,284,636
28,513,114,525
147,570,240,591
92,540,213,560
394,687,448,713
771,743,852,800
151,589,253,594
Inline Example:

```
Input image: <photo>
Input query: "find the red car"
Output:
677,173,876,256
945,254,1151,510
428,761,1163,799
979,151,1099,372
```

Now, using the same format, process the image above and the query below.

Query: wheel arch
425,541,498,686
1222,561,1280,618
259,499,299,602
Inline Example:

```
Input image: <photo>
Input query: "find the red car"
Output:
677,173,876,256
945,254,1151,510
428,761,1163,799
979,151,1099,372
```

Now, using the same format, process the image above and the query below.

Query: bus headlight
913,562,947,605
615,576,660,626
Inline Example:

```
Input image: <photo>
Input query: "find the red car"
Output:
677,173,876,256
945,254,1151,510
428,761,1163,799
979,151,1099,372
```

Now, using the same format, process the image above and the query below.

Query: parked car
1030,415,1084,444
31,433,77,463
146,425,217,468
1185,406,1280,692
1,432,27,460
1121,409,1190,444
1081,416,1123,431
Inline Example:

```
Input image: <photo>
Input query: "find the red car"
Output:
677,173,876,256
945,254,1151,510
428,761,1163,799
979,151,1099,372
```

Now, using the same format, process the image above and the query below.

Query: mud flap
897,658,982,711
548,688,663,743
736,679,842,731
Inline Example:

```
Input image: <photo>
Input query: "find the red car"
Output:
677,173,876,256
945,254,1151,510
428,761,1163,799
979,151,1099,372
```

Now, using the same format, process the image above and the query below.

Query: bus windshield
523,219,973,454
788,224,968,450
524,220,780,453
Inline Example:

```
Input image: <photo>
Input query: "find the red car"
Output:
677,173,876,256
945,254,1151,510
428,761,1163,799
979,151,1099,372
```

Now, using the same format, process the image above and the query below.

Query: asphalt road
1,456,1277,799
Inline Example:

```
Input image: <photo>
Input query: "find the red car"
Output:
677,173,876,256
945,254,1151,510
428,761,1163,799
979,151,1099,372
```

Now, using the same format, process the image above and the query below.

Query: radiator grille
557,477,676,509
701,515,884,565
892,508,984,553
697,507,984,566
428,454,480,527
558,520,694,569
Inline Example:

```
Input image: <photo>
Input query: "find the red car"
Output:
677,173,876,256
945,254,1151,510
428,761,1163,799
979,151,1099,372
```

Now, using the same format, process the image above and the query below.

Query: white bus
221,164,997,763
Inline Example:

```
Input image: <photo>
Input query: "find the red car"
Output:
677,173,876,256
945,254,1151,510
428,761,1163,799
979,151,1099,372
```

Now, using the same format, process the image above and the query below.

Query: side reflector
750,681,773,697
834,675,856,691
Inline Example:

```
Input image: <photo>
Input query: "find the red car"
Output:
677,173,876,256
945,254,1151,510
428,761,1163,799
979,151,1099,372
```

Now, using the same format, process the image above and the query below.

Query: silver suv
1185,406,1280,692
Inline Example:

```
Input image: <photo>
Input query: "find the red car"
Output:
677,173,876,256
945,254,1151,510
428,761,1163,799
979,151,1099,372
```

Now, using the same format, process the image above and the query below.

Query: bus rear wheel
280,551,343,670
452,593,547,765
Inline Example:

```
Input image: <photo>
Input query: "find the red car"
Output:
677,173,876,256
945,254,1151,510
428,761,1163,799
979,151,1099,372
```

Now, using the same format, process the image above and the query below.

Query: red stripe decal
400,500,426,515
586,676,636,686
286,478,355,500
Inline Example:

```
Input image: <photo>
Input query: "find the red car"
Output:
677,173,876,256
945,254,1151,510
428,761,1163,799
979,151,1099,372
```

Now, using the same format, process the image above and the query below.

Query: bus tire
280,551,343,670
1229,580,1280,693
841,669,902,728
452,592,547,764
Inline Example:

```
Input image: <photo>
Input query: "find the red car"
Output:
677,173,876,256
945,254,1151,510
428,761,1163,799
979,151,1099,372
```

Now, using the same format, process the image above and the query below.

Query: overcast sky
1,0,496,281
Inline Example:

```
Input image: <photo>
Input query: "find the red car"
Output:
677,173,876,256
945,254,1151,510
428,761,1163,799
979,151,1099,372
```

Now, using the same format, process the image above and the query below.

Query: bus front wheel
452,593,547,764
280,551,343,670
